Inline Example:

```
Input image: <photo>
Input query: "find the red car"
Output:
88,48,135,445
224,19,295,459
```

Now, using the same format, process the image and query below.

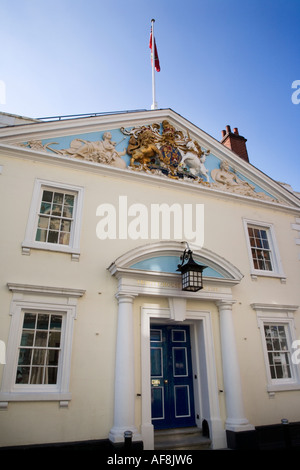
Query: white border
140,306,226,450
22,178,84,260
0,283,85,407
243,218,286,281
251,303,300,392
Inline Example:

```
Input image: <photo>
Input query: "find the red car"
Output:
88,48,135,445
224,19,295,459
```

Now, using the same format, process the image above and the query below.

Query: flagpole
151,18,158,110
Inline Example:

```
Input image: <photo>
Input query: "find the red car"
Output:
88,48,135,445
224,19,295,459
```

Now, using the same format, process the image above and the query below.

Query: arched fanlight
177,243,207,292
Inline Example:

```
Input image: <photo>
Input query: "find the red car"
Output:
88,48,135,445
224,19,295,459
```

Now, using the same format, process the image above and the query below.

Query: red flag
149,27,160,72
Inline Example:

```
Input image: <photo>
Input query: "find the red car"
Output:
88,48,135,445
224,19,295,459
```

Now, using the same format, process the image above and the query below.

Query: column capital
215,299,236,310
115,292,138,303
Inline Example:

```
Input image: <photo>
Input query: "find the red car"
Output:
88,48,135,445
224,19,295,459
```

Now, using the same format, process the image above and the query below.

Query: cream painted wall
0,150,300,446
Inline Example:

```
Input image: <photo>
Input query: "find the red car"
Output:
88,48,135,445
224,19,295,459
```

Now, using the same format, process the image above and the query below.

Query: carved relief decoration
21,132,127,169
210,161,277,201
19,120,278,202
120,120,211,182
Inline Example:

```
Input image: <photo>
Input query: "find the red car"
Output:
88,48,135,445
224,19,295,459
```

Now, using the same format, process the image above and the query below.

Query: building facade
0,109,300,450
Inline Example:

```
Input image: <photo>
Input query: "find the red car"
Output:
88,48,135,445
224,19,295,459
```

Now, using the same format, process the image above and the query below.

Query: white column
217,300,254,432
109,293,141,443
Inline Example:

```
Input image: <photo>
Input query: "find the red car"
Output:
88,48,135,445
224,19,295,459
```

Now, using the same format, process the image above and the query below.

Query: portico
108,241,254,449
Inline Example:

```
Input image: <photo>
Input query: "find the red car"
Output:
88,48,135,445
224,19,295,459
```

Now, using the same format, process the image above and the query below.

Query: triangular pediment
0,108,299,208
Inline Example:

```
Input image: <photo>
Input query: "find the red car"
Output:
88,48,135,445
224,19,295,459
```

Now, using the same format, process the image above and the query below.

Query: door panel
151,347,163,377
152,387,164,419
150,325,195,429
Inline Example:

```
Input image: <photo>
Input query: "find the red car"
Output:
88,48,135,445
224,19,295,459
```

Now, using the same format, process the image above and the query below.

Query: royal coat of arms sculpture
121,120,210,181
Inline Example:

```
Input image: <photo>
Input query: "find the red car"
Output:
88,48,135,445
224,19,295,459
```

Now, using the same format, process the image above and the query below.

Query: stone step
154,427,211,450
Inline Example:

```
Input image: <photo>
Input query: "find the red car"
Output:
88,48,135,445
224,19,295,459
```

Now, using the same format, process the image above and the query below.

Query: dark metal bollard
124,430,133,450
281,419,291,449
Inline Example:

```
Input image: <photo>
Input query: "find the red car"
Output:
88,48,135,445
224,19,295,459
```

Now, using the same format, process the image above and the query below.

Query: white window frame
252,303,300,393
0,283,85,407
243,218,286,281
22,179,84,260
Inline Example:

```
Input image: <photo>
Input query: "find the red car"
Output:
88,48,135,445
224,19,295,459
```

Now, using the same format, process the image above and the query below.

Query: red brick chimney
220,125,249,163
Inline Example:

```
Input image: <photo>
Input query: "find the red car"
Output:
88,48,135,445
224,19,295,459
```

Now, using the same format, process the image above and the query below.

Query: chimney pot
233,127,239,135
226,125,231,134
221,130,226,137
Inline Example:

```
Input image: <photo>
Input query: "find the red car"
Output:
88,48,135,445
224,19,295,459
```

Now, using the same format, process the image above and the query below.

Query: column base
225,419,257,449
225,418,255,433
141,423,154,450
109,425,142,444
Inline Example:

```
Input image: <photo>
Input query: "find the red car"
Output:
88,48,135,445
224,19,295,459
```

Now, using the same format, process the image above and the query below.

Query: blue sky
1,0,300,191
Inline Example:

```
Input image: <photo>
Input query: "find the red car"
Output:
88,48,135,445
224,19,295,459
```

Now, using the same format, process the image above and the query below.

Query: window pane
48,368,58,384
20,331,34,347
53,192,64,204
16,367,30,384
65,195,74,206
256,237,262,248
38,216,49,229
37,314,49,330
32,349,46,365
261,230,268,239
59,232,70,245
23,313,36,329
40,202,51,214
18,348,32,365
249,236,255,247
42,190,53,203
262,238,270,249
48,231,59,243
48,331,61,348
52,204,62,216
63,206,73,218
265,261,272,270
50,315,62,330
35,331,48,347
49,218,60,230
35,229,47,242
30,367,44,384
48,349,59,366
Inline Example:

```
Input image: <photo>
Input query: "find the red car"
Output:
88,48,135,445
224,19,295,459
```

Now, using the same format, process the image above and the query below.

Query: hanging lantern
177,245,207,292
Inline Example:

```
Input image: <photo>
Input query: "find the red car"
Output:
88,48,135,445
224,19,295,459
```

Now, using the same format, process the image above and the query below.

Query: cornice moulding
0,109,174,142
251,303,299,312
110,266,241,289
7,283,86,298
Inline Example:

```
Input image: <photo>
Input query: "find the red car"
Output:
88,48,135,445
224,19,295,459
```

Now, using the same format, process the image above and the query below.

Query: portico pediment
108,241,243,299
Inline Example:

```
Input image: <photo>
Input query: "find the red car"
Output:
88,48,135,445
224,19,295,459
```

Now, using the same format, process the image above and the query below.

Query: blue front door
150,325,196,429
